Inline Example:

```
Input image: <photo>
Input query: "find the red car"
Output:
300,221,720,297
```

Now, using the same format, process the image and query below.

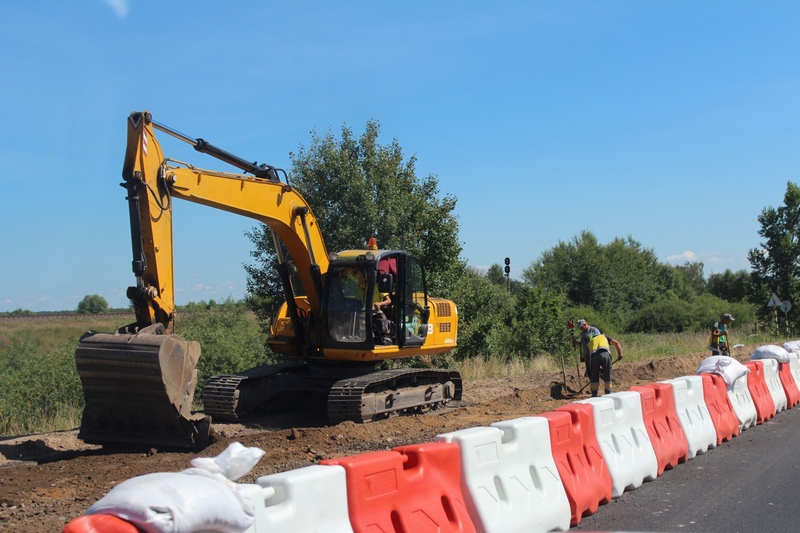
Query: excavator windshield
325,266,371,343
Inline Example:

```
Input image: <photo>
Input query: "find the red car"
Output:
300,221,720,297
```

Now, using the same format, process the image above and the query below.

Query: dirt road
0,347,751,531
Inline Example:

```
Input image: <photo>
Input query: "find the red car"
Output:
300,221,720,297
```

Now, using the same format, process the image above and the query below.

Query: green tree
707,269,752,303
449,269,515,359
486,264,507,286
76,294,109,314
245,120,465,328
491,285,571,361
524,231,669,325
748,181,800,324
486,263,522,293
674,261,707,300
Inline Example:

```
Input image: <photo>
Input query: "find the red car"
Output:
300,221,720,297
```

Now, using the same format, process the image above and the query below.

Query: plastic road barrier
778,359,800,408
629,383,688,476
788,353,800,391
743,361,777,424
321,441,476,533
253,464,353,532
436,417,571,533
659,376,717,459
63,514,141,533
576,392,658,498
727,372,758,431
699,373,740,445
540,404,612,526
756,358,788,413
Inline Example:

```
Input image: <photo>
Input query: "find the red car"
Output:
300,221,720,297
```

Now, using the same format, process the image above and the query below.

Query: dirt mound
0,346,759,531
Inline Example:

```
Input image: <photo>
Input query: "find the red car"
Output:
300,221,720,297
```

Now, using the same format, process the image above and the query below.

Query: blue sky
1,1,798,312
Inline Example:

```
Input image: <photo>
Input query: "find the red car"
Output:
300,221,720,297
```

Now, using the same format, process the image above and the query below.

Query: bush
449,270,515,359
626,299,693,333
490,285,571,361
175,299,270,403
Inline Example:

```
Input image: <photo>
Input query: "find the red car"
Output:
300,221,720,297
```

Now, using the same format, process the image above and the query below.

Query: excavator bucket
75,325,210,449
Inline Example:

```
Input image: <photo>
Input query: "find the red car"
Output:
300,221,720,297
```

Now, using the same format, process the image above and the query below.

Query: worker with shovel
576,319,623,397
708,313,734,355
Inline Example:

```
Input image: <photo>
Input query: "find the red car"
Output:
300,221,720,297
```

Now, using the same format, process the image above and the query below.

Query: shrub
626,299,693,333
175,299,270,403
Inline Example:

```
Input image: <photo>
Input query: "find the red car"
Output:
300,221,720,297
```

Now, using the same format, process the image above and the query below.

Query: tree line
20,121,795,362
243,120,800,362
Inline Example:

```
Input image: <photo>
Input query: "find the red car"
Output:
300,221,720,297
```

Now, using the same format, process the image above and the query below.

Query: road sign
768,293,782,308
780,300,792,313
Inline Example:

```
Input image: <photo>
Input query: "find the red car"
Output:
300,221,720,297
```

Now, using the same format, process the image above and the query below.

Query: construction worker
709,313,734,355
576,319,623,396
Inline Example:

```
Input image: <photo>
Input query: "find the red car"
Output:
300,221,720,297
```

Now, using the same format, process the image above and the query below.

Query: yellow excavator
75,111,460,449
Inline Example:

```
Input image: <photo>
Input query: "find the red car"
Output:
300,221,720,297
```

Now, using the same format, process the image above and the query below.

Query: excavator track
327,368,463,424
203,363,310,421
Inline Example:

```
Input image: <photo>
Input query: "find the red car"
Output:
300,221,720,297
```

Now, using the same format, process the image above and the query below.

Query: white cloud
101,0,129,19
666,251,699,264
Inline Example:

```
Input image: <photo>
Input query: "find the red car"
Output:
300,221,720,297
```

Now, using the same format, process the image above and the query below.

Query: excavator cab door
398,256,429,347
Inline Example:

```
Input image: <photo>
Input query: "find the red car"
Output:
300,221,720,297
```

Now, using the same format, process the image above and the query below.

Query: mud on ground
0,346,756,531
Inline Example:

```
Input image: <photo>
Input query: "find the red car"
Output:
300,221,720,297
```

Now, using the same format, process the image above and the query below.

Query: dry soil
0,345,757,531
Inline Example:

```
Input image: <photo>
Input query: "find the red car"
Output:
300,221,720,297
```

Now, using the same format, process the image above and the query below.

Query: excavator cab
323,251,430,351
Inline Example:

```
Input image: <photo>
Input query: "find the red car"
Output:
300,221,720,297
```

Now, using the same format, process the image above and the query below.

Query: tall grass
0,315,790,436
0,315,130,357
456,354,560,380
0,338,85,436
620,324,783,361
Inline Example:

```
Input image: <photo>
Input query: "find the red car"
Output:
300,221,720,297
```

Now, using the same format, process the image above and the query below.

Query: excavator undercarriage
203,363,462,424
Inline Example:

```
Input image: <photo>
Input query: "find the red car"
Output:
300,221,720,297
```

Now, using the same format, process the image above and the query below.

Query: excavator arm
122,111,328,334
76,111,329,449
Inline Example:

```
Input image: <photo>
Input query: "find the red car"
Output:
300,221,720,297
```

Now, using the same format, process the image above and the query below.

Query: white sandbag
783,340,800,353
697,356,750,386
752,344,792,363
87,442,265,533
190,441,265,481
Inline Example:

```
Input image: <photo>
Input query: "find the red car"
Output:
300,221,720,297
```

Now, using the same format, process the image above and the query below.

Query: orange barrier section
321,441,476,533
744,361,776,424
540,404,612,526
778,362,800,408
699,373,740,444
62,514,142,533
629,383,688,475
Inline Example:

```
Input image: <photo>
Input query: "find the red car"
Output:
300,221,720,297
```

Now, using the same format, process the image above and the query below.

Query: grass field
0,314,785,436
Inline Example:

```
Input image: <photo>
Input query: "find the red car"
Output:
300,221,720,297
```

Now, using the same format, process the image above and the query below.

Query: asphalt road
572,403,800,533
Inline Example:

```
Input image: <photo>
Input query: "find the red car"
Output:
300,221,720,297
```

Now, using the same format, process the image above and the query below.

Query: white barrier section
576,392,658,498
789,353,800,390
253,464,353,533
436,417,571,533
727,373,757,431
660,376,717,459
757,358,788,413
